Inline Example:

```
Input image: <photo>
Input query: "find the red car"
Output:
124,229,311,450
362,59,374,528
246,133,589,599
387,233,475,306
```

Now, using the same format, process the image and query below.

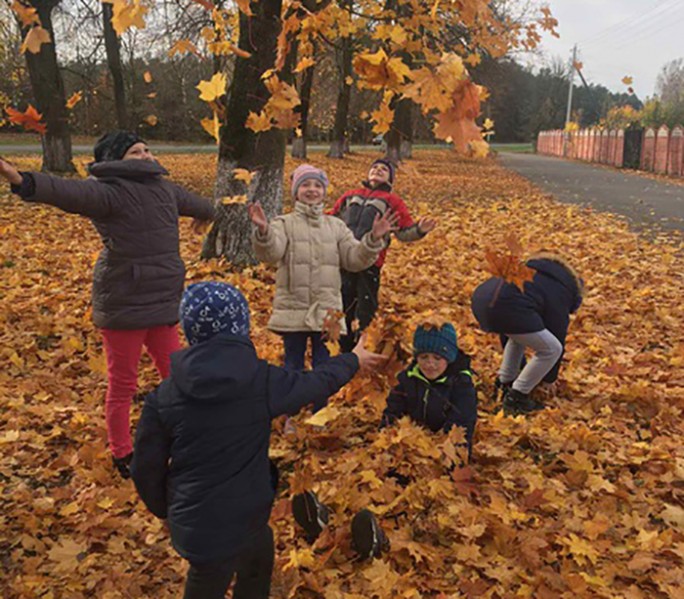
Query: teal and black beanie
413,323,459,363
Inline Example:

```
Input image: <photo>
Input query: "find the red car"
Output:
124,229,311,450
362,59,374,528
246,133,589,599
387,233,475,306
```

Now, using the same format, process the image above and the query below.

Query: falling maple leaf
11,0,40,26
294,57,315,73
232,168,257,186
20,26,51,54
196,72,227,102
143,115,158,126
5,104,47,134
107,0,148,36
168,39,201,58
484,232,535,291
622,75,633,85
200,113,220,142
245,110,272,133
370,102,394,135
321,308,344,342
143,70,153,83
220,195,248,205
65,91,83,110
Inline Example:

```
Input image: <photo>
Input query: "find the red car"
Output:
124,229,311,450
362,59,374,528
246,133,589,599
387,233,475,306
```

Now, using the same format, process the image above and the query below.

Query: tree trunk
22,0,74,173
202,0,286,266
291,48,316,159
385,96,413,161
327,34,352,159
102,2,128,129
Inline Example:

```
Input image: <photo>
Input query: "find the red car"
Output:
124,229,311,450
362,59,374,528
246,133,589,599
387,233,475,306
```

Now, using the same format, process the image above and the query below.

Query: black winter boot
503,388,545,416
351,509,390,560
493,378,512,402
112,452,133,479
292,491,330,543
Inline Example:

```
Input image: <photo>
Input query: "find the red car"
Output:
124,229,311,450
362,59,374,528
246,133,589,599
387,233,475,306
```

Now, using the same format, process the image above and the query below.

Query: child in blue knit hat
291,321,478,563
131,281,387,599
382,322,478,450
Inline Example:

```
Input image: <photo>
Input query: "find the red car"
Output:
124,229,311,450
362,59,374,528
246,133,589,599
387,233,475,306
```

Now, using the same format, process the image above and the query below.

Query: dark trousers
282,332,330,370
340,266,381,352
183,525,274,599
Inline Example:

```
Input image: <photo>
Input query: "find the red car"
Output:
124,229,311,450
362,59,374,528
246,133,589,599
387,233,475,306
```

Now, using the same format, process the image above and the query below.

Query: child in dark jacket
330,159,437,351
292,322,477,562
130,281,386,599
471,253,583,416
0,132,215,478
381,322,478,453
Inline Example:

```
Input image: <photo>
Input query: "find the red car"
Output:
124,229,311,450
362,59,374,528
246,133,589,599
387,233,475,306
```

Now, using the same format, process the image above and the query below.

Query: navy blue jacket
471,257,582,382
381,353,477,453
130,333,358,563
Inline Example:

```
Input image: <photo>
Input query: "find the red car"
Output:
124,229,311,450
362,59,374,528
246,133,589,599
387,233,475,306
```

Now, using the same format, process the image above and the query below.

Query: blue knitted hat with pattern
180,282,250,345
413,323,458,363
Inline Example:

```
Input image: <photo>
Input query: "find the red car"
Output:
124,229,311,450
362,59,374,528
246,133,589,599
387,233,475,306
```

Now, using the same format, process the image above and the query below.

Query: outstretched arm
174,185,216,221
0,157,118,219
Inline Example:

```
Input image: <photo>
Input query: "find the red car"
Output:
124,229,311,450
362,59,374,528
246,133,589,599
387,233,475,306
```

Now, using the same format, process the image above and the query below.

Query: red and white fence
536,125,684,177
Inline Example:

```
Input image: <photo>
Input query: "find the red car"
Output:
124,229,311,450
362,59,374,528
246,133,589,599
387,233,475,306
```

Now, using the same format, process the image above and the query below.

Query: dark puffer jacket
330,182,424,267
381,353,478,453
130,333,359,563
13,160,215,329
471,255,583,381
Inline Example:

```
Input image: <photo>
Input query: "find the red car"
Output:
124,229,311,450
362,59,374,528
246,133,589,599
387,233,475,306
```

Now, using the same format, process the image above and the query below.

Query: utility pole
564,44,577,156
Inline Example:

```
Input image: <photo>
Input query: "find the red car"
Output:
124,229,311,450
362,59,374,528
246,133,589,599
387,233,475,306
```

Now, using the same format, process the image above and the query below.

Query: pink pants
101,325,181,458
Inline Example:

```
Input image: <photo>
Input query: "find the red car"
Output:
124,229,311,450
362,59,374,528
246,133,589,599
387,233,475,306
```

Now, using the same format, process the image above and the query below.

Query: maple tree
1,149,683,597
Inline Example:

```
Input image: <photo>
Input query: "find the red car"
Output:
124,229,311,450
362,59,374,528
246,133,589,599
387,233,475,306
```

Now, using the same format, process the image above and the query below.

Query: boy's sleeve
266,353,359,417
447,373,478,451
252,217,289,264
328,192,349,216
389,195,425,243
15,171,120,219
131,388,171,519
381,381,408,427
336,222,383,272
173,185,216,221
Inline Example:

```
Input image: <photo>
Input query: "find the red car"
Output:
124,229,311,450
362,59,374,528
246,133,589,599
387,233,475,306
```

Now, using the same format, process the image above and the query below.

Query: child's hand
248,201,269,235
370,210,399,242
352,334,388,372
0,157,22,186
417,217,436,234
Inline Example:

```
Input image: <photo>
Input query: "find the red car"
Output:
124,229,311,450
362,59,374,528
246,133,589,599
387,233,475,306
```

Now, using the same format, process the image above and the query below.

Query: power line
611,10,684,50
579,0,681,48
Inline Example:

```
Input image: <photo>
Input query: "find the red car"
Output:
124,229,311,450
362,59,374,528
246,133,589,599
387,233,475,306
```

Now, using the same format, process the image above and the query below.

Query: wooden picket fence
536,125,684,177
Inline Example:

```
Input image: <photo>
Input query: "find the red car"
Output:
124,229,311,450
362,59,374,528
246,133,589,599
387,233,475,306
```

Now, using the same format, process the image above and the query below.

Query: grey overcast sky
530,0,684,100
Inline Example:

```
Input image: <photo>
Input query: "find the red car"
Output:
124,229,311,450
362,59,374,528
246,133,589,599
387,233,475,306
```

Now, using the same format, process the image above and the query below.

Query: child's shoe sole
292,491,329,543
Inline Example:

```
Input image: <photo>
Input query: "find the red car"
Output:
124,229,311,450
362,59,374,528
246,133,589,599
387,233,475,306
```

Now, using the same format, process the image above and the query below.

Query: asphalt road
497,152,684,234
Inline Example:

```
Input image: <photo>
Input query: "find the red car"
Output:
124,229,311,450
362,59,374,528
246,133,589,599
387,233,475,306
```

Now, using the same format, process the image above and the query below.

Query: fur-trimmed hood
527,252,584,301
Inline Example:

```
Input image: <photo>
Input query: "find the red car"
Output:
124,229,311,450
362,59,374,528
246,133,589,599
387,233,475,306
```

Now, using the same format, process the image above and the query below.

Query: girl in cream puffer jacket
250,164,394,370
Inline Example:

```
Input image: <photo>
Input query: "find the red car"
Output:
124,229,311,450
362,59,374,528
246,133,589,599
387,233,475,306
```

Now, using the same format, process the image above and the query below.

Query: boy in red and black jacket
330,159,436,351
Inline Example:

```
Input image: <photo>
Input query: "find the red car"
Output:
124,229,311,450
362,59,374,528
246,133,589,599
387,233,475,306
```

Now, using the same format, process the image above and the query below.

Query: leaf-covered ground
0,151,682,598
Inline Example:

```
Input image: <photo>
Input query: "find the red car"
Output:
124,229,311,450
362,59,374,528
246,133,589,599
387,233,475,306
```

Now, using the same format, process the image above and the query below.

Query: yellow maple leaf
47,538,87,572
371,102,394,135
65,91,83,110
221,195,248,205
168,39,200,57
305,405,340,427
200,113,220,142
294,57,315,73
11,1,40,26
469,139,489,159
622,75,633,85
196,72,227,103
144,115,158,126
20,26,51,54
143,70,153,83
109,0,148,36
232,168,257,185
465,53,481,67
245,110,272,133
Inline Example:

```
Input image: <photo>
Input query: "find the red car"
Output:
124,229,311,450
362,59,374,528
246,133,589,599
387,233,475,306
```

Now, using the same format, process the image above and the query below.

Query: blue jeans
282,332,330,370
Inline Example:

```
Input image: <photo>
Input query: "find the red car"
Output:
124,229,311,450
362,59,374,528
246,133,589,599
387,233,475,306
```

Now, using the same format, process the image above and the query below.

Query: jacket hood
88,159,168,179
527,253,583,297
170,333,261,403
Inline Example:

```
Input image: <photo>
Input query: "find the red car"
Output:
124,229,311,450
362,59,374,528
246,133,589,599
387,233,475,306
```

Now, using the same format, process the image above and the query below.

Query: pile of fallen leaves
0,150,682,598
